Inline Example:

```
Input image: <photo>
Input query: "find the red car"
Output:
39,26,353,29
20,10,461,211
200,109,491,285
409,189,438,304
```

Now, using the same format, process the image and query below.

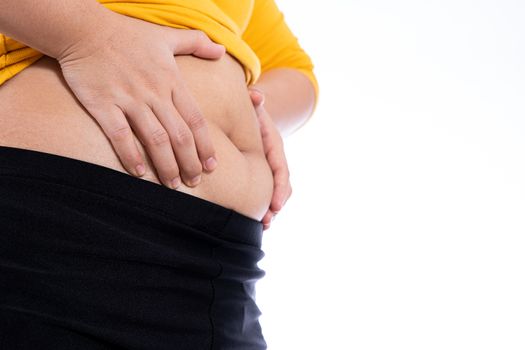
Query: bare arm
0,0,114,60
251,68,317,138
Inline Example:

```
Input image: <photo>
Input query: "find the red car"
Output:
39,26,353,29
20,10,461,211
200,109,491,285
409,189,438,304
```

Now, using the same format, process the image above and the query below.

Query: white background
257,1,525,349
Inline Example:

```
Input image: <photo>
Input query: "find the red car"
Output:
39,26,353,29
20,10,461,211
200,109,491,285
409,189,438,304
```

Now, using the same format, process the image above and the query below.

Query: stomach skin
0,52,274,222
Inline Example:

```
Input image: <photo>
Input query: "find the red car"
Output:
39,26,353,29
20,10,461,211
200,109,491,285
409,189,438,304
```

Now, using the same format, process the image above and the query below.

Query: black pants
0,145,267,349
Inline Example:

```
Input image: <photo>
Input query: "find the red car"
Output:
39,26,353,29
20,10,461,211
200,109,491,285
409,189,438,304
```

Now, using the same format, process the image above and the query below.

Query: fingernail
190,175,201,186
171,177,181,189
135,164,146,177
205,157,217,171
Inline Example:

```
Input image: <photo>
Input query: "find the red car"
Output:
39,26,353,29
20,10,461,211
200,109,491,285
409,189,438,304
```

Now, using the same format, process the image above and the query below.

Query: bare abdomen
0,53,273,221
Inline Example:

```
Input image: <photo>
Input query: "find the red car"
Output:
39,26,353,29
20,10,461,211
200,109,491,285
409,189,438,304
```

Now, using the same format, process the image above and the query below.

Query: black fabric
0,145,267,349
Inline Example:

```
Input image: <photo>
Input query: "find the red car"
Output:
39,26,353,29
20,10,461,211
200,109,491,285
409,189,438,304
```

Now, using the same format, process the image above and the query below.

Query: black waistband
0,145,263,247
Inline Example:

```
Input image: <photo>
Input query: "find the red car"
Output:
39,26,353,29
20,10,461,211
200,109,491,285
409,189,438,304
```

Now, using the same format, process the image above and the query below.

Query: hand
249,88,292,231
56,12,225,189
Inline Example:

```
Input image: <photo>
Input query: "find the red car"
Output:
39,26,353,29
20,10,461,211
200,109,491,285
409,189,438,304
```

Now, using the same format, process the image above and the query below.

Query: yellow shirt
0,0,319,106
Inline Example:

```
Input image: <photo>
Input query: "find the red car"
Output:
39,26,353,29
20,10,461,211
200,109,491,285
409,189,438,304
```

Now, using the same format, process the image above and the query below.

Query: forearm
251,68,316,138
0,0,114,59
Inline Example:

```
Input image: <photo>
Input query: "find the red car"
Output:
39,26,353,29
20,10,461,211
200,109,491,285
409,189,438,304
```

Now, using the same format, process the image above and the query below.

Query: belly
0,53,273,221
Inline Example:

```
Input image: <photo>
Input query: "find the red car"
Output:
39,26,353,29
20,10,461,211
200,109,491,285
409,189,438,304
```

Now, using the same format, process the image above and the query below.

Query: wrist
55,5,120,62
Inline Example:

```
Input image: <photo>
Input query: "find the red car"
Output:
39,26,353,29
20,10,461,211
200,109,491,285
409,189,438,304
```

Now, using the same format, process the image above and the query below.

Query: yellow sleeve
242,0,319,109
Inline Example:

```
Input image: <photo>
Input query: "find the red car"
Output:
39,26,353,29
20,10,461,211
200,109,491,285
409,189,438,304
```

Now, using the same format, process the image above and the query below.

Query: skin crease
0,52,274,221
0,0,317,229
0,56,315,231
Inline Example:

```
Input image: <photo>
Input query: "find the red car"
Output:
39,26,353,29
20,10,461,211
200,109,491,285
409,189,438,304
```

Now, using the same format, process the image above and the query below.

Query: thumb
170,29,226,59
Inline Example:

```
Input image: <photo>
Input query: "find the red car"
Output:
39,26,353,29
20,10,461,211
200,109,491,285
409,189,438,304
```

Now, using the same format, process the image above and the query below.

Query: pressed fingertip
271,200,283,213
189,175,202,187
213,44,226,57
171,177,181,189
249,91,264,107
204,156,217,171
135,164,146,177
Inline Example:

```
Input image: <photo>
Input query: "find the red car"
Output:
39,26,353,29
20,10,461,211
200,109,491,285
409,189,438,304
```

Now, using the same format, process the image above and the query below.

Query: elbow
306,77,318,122
299,70,319,127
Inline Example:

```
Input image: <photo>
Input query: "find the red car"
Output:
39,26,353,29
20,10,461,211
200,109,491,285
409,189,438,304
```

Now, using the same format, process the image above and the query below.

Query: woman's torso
0,52,274,221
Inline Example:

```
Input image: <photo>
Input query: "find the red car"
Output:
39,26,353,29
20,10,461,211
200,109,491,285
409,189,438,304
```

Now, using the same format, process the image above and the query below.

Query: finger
123,101,182,189
157,99,204,187
150,99,204,187
171,81,216,175
93,104,146,178
262,209,277,231
255,105,277,153
248,88,265,107
255,105,291,212
266,139,292,213
269,164,292,213
169,29,226,59
262,210,273,226
263,217,271,230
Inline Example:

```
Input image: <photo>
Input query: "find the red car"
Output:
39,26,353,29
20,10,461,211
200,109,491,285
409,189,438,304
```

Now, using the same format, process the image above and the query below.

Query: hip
0,153,267,348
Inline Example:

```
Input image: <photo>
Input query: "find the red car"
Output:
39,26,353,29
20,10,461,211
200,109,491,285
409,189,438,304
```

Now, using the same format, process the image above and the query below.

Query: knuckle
139,78,163,98
193,30,207,42
147,96,163,112
282,171,291,185
186,110,207,130
277,177,288,188
109,124,132,142
145,83,162,99
276,167,290,181
284,167,290,180
147,128,170,146
173,128,193,146
158,63,176,79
